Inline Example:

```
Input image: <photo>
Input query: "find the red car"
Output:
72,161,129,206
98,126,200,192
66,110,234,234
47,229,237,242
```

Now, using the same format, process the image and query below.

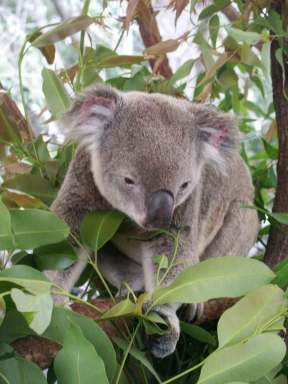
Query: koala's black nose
147,189,174,229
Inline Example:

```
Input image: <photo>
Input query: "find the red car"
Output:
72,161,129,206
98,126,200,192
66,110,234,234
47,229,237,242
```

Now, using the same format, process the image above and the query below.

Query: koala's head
63,84,238,230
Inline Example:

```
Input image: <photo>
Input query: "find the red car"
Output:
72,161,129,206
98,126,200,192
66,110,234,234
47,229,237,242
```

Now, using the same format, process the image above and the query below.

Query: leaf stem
75,0,91,91
158,230,181,286
53,285,104,314
114,323,140,384
160,359,205,384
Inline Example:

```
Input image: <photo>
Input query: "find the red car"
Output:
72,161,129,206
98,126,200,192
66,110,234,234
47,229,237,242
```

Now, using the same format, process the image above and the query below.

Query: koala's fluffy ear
61,84,121,147
193,105,239,171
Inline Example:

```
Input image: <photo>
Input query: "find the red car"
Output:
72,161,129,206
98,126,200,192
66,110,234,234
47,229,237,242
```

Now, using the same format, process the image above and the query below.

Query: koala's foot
144,305,180,359
45,270,71,307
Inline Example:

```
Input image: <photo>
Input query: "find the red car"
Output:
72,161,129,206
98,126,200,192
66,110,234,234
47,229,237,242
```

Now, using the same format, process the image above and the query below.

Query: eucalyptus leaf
80,210,125,251
10,209,70,249
152,257,274,306
217,284,286,347
253,367,287,384
0,356,47,384
273,258,288,288
101,298,136,320
0,310,35,343
180,322,216,346
3,174,57,205
170,59,194,83
11,288,53,334
54,322,109,384
270,212,288,225
226,27,262,45
34,241,77,271
197,334,286,384
42,68,71,118
32,16,94,47
0,199,14,250
209,15,220,48
0,265,52,294
113,336,161,383
198,0,230,19
44,307,117,382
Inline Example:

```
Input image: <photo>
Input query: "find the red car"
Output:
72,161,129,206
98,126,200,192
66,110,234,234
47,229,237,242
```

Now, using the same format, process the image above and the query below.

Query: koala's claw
143,305,180,359
182,303,204,323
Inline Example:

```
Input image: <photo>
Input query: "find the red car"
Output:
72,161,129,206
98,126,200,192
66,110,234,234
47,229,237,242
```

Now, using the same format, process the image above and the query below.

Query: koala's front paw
144,305,180,359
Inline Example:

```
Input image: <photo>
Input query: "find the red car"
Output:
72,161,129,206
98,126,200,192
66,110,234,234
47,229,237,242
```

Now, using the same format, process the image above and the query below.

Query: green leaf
0,343,14,360
42,68,71,118
34,241,77,271
44,307,117,382
0,265,51,294
54,322,109,384
113,336,161,383
10,209,70,249
32,16,94,47
101,298,136,320
209,15,220,48
253,366,287,383
273,258,288,288
152,254,168,270
0,356,47,384
152,257,274,306
180,322,217,346
11,288,53,334
197,334,286,384
0,199,14,250
170,59,194,83
98,55,145,69
0,310,35,343
226,27,262,45
142,318,168,335
218,69,238,90
3,174,57,205
270,212,288,225
198,0,230,19
217,285,286,347
240,44,263,68
0,296,6,327
262,139,278,160
80,210,125,251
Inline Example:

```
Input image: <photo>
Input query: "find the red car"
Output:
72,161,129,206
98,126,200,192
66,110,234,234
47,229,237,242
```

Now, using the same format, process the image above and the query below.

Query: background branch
135,0,173,79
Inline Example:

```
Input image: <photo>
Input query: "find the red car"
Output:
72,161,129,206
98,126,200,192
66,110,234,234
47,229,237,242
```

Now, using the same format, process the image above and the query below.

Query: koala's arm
200,199,259,260
52,149,108,237
47,149,109,294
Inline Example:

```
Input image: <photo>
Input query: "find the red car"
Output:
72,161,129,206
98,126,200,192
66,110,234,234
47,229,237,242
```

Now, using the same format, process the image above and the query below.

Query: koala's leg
182,201,259,322
98,244,144,294
45,249,88,305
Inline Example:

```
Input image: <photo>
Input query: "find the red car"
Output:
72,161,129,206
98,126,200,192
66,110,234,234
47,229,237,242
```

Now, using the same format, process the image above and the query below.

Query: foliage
0,1,288,383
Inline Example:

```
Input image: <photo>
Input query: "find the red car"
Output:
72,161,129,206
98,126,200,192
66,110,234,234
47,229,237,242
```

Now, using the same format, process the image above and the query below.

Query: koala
47,84,259,358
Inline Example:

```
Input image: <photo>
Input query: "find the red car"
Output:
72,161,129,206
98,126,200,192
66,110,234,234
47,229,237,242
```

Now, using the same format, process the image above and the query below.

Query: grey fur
48,84,259,358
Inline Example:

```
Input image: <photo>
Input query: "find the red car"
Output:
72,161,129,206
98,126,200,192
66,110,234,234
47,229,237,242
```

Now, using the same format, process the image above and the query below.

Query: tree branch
11,297,236,369
135,0,173,79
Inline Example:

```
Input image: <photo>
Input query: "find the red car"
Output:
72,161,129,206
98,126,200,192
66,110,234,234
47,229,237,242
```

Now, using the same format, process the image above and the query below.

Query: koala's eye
180,181,189,190
124,177,135,185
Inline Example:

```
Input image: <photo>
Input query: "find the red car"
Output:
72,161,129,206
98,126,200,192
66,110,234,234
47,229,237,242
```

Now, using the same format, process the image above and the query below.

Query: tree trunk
265,1,288,267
